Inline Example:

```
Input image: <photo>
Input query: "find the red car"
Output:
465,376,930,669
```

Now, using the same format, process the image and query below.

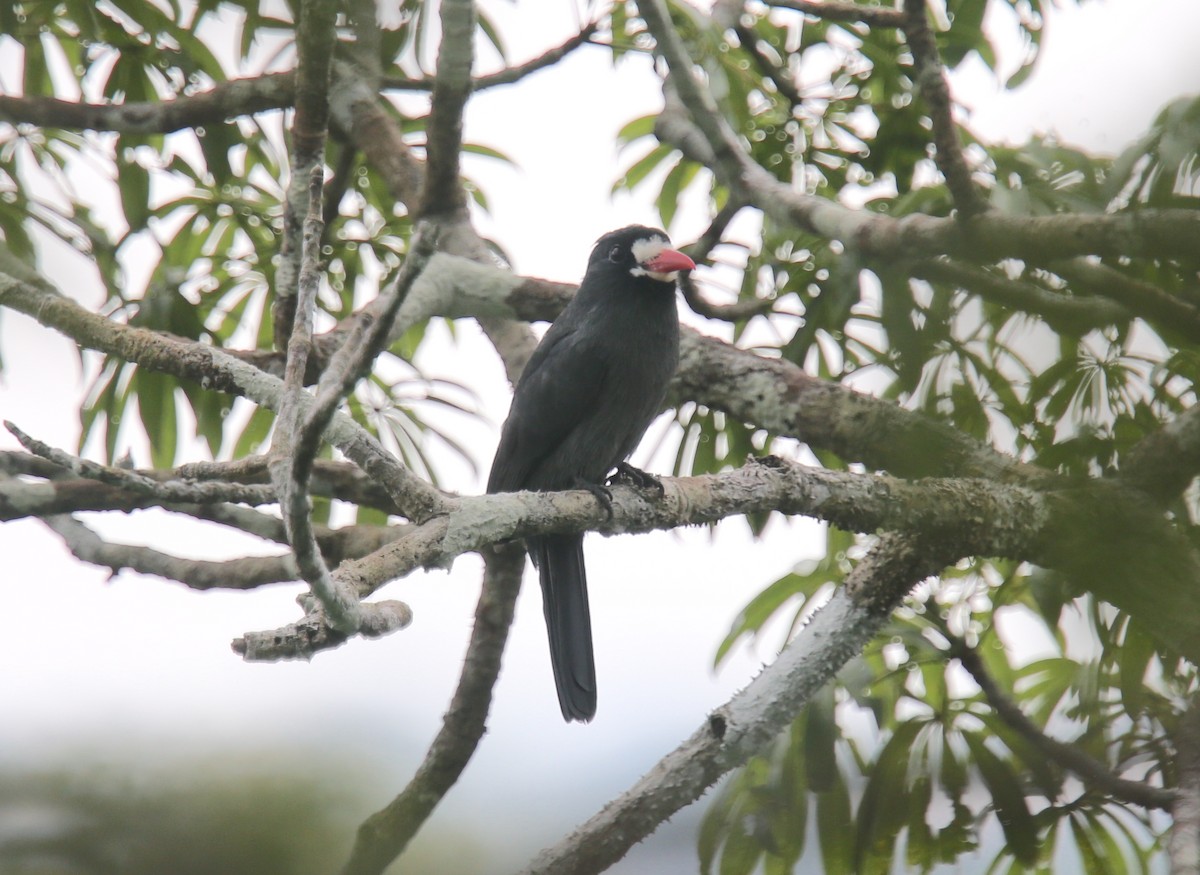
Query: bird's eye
607,245,622,262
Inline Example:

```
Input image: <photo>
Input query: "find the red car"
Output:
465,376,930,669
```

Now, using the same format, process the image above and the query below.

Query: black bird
487,226,695,722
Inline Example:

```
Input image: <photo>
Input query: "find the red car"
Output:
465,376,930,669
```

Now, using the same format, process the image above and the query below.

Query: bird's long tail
531,534,597,722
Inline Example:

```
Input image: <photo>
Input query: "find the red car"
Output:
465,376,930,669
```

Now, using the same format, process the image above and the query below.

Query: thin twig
768,0,906,28
956,643,1177,810
4,421,276,506
381,22,599,92
901,0,988,218
912,258,1130,335
41,513,299,590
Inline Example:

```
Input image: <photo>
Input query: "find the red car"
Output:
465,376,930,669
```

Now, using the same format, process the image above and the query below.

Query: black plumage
487,225,695,722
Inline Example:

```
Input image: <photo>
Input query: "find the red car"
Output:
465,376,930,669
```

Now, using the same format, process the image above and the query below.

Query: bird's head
590,225,696,284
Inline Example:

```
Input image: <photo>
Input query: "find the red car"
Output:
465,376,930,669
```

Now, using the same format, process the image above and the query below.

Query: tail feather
531,534,596,722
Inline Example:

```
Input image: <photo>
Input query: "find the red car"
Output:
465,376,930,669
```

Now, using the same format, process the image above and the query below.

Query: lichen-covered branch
0,245,449,522
516,533,940,875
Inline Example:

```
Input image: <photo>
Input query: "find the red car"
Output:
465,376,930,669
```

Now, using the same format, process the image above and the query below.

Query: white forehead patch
630,236,667,264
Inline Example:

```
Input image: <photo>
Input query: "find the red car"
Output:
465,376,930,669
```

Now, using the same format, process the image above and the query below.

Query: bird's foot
609,462,665,497
574,477,614,519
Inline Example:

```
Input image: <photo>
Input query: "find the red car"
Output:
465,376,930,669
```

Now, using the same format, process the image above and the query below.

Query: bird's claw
576,479,615,519
609,462,665,496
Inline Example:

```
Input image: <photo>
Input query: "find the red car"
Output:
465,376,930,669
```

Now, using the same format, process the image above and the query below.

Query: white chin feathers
628,236,676,282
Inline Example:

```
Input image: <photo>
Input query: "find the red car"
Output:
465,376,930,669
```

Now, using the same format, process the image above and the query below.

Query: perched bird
487,226,695,722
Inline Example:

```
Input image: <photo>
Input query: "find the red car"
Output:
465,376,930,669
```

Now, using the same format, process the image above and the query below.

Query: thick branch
956,644,1177,810
233,457,1049,660
1170,700,1200,874
1119,403,1200,503
901,0,988,217
341,544,524,875
517,533,940,875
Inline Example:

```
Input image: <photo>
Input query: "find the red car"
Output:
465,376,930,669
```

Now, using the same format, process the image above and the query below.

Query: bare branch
42,513,299,591
234,457,1052,660
0,74,294,134
1051,257,1200,342
956,643,1177,810
767,0,906,28
341,544,524,875
380,22,599,92
274,0,340,351
901,0,989,218
911,258,1131,336
0,245,450,523
4,421,276,506
329,61,426,208
419,0,476,218
274,163,365,634
517,533,940,875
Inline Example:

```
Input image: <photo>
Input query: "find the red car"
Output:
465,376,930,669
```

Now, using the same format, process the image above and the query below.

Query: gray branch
516,533,940,875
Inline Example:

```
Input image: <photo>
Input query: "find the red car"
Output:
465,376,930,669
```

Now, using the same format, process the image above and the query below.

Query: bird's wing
487,325,607,493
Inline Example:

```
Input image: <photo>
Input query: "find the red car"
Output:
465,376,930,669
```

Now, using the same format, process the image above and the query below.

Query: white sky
1,0,1198,870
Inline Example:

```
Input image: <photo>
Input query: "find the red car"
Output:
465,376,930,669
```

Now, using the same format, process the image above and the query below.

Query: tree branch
516,533,940,875
419,0,476,218
639,0,1200,262
233,457,1050,660
41,513,300,591
0,74,294,133
274,165,365,634
956,643,1178,810
911,258,1131,336
901,0,989,218
1119,403,1200,503
4,421,275,507
0,245,450,523
1050,257,1200,342
380,22,599,92
341,544,525,875
767,0,906,28
1169,698,1200,874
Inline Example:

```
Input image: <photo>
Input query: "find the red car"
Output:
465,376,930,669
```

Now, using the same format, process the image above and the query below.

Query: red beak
642,248,696,274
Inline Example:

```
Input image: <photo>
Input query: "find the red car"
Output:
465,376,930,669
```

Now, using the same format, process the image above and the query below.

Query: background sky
1,1,1198,871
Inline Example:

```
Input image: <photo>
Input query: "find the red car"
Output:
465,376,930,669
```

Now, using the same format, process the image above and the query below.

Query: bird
487,225,695,722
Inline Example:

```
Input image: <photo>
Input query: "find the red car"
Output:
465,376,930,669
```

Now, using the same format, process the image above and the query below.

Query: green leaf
962,734,1038,866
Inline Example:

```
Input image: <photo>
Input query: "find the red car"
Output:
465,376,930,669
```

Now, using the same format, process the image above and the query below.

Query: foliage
0,0,1196,873
610,1,1199,872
